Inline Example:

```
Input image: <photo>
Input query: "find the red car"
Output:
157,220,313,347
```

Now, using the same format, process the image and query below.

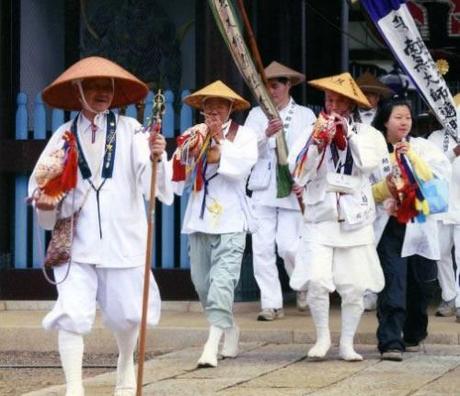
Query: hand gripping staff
136,90,166,396
208,0,294,199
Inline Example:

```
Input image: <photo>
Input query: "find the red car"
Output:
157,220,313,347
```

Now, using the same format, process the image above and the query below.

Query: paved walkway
1,301,460,395
23,344,460,395
1,301,459,354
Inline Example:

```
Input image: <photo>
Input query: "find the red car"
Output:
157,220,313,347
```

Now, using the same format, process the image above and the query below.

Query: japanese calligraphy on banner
208,0,293,198
360,0,459,142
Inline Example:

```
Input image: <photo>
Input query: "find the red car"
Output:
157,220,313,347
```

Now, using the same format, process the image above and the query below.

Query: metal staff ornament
136,89,165,396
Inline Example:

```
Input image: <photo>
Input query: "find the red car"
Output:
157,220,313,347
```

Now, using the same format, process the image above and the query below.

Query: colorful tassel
332,123,347,151
171,124,211,192
60,132,78,192
393,146,433,224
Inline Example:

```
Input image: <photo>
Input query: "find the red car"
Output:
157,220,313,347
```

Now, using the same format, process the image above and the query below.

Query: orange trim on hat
42,56,148,110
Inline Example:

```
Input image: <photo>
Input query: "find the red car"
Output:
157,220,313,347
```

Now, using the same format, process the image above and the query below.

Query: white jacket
428,129,460,224
29,113,174,268
289,122,388,247
245,98,316,210
372,136,451,260
173,121,258,234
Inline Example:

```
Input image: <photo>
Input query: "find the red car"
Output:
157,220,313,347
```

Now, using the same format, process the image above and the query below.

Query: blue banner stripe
360,0,406,22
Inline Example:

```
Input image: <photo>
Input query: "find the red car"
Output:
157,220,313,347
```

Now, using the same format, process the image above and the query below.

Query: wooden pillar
304,0,342,106
254,1,304,103
64,0,80,67
196,0,343,109
195,0,253,122
0,0,20,266
195,1,245,91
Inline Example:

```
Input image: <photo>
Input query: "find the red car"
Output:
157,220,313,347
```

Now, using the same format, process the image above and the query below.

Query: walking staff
29,56,173,396
137,90,166,396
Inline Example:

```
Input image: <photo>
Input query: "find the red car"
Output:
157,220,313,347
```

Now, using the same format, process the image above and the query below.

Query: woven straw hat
356,72,393,99
264,61,305,86
183,80,250,112
454,93,460,108
42,56,149,110
308,72,371,108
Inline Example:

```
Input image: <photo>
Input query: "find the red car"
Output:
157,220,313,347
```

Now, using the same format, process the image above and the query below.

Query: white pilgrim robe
371,136,451,260
29,113,174,269
173,121,258,234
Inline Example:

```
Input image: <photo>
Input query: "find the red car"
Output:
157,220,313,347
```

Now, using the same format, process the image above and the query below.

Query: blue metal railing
13,89,193,270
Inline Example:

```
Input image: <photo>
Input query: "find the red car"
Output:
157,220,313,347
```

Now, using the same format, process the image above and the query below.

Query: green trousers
189,232,246,328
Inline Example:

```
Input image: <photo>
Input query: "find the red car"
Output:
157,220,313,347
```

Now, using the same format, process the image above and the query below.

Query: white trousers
43,263,161,334
437,222,460,306
252,205,302,309
290,240,384,300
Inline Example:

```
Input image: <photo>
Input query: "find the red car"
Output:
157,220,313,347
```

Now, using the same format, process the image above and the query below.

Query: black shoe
381,349,403,361
405,340,426,353
404,342,420,352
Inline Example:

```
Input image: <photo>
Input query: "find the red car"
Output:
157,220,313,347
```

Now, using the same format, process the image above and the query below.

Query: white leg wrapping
339,303,364,361
221,325,240,358
113,327,139,396
58,330,84,396
307,292,331,359
197,325,223,367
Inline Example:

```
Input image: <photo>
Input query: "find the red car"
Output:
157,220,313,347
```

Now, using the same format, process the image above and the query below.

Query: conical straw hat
42,56,149,110
183,80,250,112
264,61,305,86
356,71,393,99
308,72,371,108
454,93,460,108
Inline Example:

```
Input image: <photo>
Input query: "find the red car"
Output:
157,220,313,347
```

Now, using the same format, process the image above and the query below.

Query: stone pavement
1,301,460,395
23,344,460,395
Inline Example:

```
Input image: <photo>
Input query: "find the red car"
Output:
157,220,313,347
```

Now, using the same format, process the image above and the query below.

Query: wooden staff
235,0,305,213
136,90,165,396
236,0,268,87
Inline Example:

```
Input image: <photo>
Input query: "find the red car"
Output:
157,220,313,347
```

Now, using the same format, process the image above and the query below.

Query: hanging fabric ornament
31,131,78,206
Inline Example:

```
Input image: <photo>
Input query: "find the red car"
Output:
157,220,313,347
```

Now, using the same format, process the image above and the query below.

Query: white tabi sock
58,330,84,396
113,327,139,396
221,325,240,358
307,293,331,359
197,325,224,368
339,303,364,361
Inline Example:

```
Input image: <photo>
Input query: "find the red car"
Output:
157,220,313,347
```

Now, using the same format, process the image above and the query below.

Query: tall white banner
361,0,458,141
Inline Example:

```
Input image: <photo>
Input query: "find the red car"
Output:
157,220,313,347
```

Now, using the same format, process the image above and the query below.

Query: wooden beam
0,138,177,173
0,269,198,300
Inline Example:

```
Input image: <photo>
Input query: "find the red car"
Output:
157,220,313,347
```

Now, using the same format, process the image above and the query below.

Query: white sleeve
244,108,271,156
416,137,452,181
131,121,174,205
349,124,389,174
218,125,258,180
428,130,456,163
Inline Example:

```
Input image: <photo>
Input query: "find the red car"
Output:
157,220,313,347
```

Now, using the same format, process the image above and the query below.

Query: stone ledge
2,300,259,313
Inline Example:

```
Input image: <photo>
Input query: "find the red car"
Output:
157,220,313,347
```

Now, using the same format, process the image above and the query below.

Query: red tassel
396,186,418,224
60,132,78,192
42,176,64,197
333,123,347,151
172,156,186,182
194,160,204,191
176,134,188,147
315,130,330,150
61,146,78,192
